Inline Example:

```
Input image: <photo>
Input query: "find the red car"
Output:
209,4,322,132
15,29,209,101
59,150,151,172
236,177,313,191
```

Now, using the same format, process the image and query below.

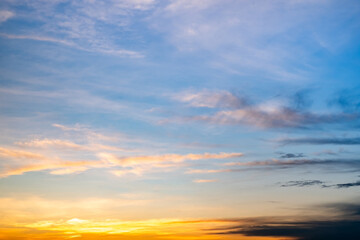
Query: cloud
280,136,360,145
186,158,360,176
0,145,105,177
280,153,305,158
16,139,85,150
0,147,48,161
0,10,14,23
186,169,230,174
173,90,248,109
332,181,360,189
224,158,336,167
153,0,360,80
190,107,356,129
193,179,217,183
280,180,360,189
0,33,74,46
16,138,128,152
280,180,325,187
101,152,243,177
100,152,243,166
1,1,148,57
0,141,242,177
1,158,103,177
172,90,358,129
215,203,360,240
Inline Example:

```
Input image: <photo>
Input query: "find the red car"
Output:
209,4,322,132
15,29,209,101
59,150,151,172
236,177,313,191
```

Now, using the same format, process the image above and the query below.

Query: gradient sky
1,1,360,239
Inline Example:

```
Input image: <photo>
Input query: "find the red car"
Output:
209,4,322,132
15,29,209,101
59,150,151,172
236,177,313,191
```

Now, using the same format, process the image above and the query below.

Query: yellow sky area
0,196,287,240
0,218,282,240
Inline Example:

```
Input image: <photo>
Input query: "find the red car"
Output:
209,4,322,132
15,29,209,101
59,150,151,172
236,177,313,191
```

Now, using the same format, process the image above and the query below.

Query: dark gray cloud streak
280,180,360,189
280,180,324,187
214,203,360,240
281,137,360,145
280,153,305,158
331,180,360,189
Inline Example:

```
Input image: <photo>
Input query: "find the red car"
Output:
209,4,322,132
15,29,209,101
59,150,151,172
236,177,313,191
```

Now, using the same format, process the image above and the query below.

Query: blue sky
0,1,360,239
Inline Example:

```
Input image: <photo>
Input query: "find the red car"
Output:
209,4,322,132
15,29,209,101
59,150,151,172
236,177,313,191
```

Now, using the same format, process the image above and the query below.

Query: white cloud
152,0,358,81
1,1,148,57
173,90,247,108
0,10,14,23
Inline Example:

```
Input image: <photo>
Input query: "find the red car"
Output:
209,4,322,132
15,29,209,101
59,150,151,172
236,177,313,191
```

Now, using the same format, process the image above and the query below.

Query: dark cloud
280,180,360,189
333,180,360,189
280,180,324,187
280,153,305,158
228,158,360,168
222,158,360,175
280,137,360,145
215,203,360,240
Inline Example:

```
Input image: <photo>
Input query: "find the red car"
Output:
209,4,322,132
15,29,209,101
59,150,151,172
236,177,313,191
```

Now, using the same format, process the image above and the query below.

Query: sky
0,0,360,239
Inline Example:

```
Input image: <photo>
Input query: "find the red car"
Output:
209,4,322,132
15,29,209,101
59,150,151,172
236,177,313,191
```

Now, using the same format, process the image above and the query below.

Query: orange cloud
193,179,218,183
16,139,85,149
100,152,243,166
0,147,47,160
101,152,242,177
0,143,242,178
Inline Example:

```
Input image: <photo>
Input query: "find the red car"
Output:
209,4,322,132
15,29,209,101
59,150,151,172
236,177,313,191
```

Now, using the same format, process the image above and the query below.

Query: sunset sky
1,1,360,239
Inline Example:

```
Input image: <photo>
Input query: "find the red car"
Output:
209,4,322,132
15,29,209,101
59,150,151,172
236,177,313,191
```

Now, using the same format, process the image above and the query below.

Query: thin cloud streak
280,180,325,187
187,158,360,176
280,136,360,145
280,180,360,189
193,179,218,183
0,143,243,177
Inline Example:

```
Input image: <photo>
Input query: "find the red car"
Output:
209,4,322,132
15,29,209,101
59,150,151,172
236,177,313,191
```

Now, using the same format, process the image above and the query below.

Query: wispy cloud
280,180,360,189
101,152,243,177
0,10,14,23
193,179,217,183
1,0,151,57
189,107,355,129
0,147,47,161
280,180,325,187
280,136,360,145
16,139,85,150
186,158,360,176
16,138,128,152
225,158,360,168
0,135,242,177
172,90,358,129
173,90,248,109
153,0,360,80
0,33,74,46
279,153,305,158
328,181,360,189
